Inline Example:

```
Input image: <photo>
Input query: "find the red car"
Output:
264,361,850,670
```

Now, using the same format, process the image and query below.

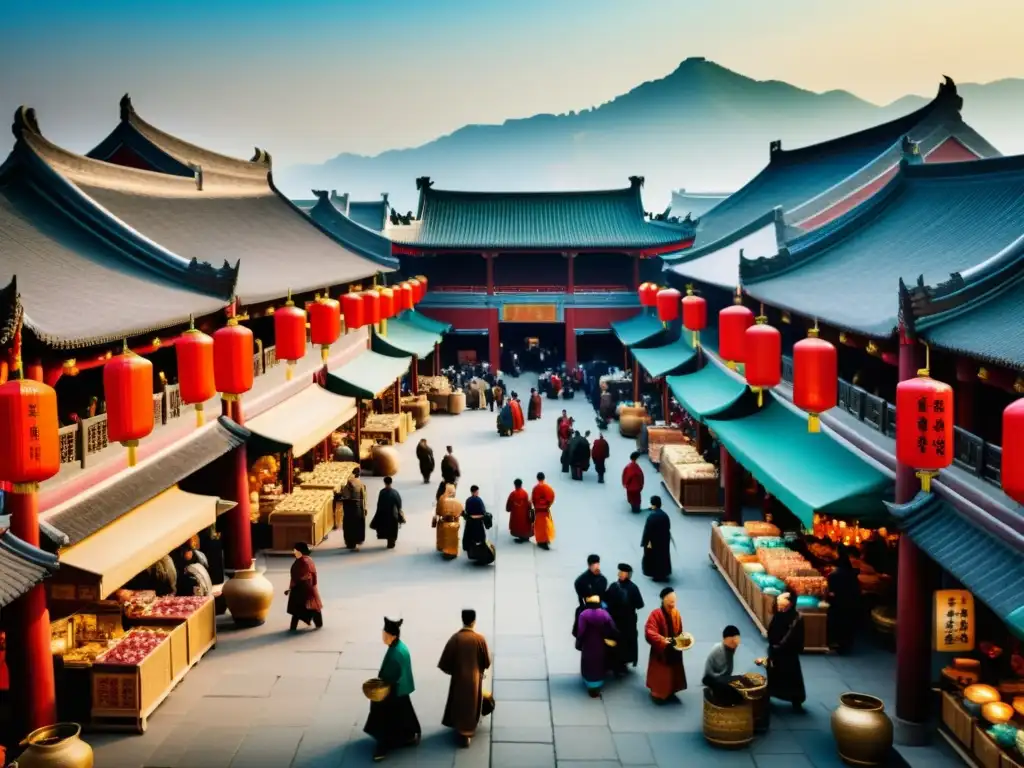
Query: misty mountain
275,58,1024,213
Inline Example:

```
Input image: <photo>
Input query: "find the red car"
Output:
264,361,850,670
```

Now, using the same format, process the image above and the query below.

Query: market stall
641,423,689,465
298,461,360,529
659,444,721,514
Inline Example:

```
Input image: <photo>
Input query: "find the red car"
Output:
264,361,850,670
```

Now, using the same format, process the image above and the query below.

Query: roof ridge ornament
312,189,330,201
415,176,433,191
250,147,272,167
119,93,135,123
11,106,40,141
628,176,645,189
936,75,963,112
769,140,782,157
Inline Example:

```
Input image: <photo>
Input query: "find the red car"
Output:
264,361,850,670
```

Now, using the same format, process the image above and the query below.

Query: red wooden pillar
411,355,419,394
564,308,577,369
721,446,741,523
955,358,975,433
632,358,640,403
6,486,57,734
632,254,640,290
895,328,930,744
488,309,501,370
393,379,401,414
225,399,254,570
566,252,576,294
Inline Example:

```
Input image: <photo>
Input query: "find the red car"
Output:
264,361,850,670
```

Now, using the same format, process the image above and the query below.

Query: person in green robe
364,617,421,761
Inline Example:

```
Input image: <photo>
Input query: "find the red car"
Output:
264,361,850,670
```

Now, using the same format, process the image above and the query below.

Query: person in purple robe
574,595,618,697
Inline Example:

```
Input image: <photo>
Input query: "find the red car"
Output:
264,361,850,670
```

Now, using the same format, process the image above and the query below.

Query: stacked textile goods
643,425,688,464
298,462,359,492
659,444,717,508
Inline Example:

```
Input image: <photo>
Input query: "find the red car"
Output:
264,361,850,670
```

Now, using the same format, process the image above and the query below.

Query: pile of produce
96,629,169,666
274,489,333,515
127,596,209,620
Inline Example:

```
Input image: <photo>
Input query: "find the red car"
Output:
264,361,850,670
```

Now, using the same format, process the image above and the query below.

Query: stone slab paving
88,374,963,767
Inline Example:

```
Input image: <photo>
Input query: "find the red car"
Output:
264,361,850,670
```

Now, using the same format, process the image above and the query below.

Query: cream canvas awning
58,487,220,598
244,383,357,458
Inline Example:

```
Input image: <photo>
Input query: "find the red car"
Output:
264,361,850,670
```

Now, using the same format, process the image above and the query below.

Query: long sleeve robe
506,488,533,540
528,393,542,420
462,496,488,552
575,607,618,685
605,579,644,667
644,607,687,699
621,462,645,508
640,509,672,581
286,555,322,618
441,454,461,485
438,628,491,735
370,487,403,541
530,482,556,544
510,399,525,431
767,608,806,704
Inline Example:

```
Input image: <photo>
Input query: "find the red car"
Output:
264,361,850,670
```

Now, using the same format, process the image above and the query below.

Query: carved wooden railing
781,355,1004,488
151,393,163,428
164,383,181,422
574,284,631,293
79,414,109,469
264,345,277,370
58,424,79,466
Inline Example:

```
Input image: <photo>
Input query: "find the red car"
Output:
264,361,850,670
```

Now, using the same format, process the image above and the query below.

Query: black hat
587,554,600,565
294,542,311,556
617,563,633,573
659,587,675,599
383,617,403,635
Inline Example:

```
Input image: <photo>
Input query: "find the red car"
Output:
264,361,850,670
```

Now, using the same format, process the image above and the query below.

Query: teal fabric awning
666,363,748,421
372,318,440,358
326,350,411,399
611,312,666,348
886,492,1024,640
706,394,893,528
631,337,697,378
402,310,452,335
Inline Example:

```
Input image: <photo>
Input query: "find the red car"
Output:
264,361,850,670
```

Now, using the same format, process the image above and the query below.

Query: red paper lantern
896,372,954,491
638,282,659,307
175,319,216,426
213,317,254,398
792,327,837,432
310,295,342,362
363,290,381,325
341,292,366,332
415,275,428,300
656,288,681,324
104,345,154,464
407,278,422,304
1001,399,1024,504
744,318,781,407
378,287,395,319
396,282,414,312
0,375,59,484
274,292,307,378
681,287,706,346
719,301,755,368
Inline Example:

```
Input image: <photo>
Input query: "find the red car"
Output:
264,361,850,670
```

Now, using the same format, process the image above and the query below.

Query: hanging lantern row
1003,400,1024,505
792,324,837,433
176,317,216,425
682,286,706,347
310,292,342,363
656,287,681,325
274,290,307,380
214,314,255,401
342,292,365,331
719,292,755,369
744,310,781,407
104,341,155,467
895,344,953,493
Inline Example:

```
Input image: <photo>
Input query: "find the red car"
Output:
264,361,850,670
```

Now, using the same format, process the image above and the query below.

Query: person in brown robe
286,542,323,631
644,587,687,703
441,446,461,486
438,609,492,747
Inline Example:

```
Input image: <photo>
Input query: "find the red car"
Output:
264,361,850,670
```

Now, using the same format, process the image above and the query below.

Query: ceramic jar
222,561,274,627
16,723,94,768
830,692,893,766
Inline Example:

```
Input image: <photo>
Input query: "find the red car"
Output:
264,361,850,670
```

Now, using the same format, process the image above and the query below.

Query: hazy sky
1,0,1021,166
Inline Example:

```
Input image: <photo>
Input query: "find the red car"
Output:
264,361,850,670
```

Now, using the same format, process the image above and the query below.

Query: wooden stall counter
300,461,359,529
660,445,722,515
268,489,333,551
363,414,404,445
90,628,174,732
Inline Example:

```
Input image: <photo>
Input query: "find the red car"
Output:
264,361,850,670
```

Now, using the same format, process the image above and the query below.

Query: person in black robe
462,486,493,564
370,476,403,549
572,555,608,636
570,431,591,481
640,496,672,582
416,439,435,484
604,563,644,673
827,548,861,654
765,593,806,709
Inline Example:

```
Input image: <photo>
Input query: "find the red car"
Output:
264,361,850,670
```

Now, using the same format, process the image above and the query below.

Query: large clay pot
702,693,753,748
619,414,644,438
16,723,94,768
222,561,274,627
830,692,893,766
448,391,466,414
372,445,400,476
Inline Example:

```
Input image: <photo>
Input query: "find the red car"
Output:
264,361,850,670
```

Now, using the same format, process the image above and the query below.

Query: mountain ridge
275,58,1024,211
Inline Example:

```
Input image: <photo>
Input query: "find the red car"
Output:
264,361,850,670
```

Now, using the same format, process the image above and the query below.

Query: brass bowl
673,633,694,651
362,678,391,702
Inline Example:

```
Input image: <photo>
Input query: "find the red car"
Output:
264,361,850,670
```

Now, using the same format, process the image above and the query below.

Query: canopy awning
631,337,697,378
886,492,1024,640
707,395,893,528
325,349,411,399
372,318,441,359
244,383,356,458
666,363,748,421
58,487,221,598
402,310,452,335
611,312,666,348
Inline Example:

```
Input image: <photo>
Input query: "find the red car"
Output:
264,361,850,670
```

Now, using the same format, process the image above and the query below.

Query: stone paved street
90,374,961,767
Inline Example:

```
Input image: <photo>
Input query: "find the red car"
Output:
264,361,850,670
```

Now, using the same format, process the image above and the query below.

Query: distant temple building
386,175,695,367
292,190,391,232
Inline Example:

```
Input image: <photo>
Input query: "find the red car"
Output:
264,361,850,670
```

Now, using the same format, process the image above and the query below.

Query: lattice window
165,384,182,421
81,414,109,466
152,393,164,426
58,424,78,465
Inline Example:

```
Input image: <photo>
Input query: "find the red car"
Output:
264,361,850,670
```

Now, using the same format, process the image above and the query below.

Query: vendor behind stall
702,625,744,706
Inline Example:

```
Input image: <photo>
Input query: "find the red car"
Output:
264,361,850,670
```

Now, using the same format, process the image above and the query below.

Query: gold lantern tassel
806,321,821,433
126,441,138,467
195,402,205,427
751,308,767,406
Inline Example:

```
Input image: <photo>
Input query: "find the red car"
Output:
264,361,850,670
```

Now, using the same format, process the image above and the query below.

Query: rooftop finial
312,189,329,200
11,107,40,141
769,140,782,156
119,93,134,123
415,176,433,191
628,175,645,189
250,147,272,167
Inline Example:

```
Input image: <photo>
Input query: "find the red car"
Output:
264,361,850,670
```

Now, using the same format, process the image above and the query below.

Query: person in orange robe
510,394,525,432
530,472,556,550
506,478,533,542
644,587,687,703
621,452,645,514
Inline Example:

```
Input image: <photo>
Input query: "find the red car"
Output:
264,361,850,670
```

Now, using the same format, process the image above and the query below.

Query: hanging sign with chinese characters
896,374,954,490
934,589,975,653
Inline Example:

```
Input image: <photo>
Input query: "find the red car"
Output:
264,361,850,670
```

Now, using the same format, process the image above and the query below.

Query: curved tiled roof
305,190,397,267
13,105,391,310
669,189,730,220
0,527,59,609
389,176,695,251
741,154,1024,337
348,196,389,232
665,77,999,261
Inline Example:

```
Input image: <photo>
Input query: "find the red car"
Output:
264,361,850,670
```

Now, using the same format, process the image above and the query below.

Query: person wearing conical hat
364,617,420,761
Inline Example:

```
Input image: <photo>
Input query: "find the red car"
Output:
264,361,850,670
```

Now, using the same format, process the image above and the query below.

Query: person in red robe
644,587,687,703
530,472,556,550
506,478,533,542
528,388,542,420
510,395,525,432
621,451,645,514
558,415,573,451
286,542,323,631
551,375,562,395
591,434,609,484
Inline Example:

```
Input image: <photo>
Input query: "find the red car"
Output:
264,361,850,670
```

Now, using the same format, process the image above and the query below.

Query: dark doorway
500,322,564,372
440,333,488,367
577,332,625,367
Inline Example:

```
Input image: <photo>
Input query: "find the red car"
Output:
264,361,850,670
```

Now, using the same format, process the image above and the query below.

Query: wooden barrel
702,694,754,748
411,400,430,427
448,391,466,414
428,393,449,413
619,414,644,438
371,445,400,476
